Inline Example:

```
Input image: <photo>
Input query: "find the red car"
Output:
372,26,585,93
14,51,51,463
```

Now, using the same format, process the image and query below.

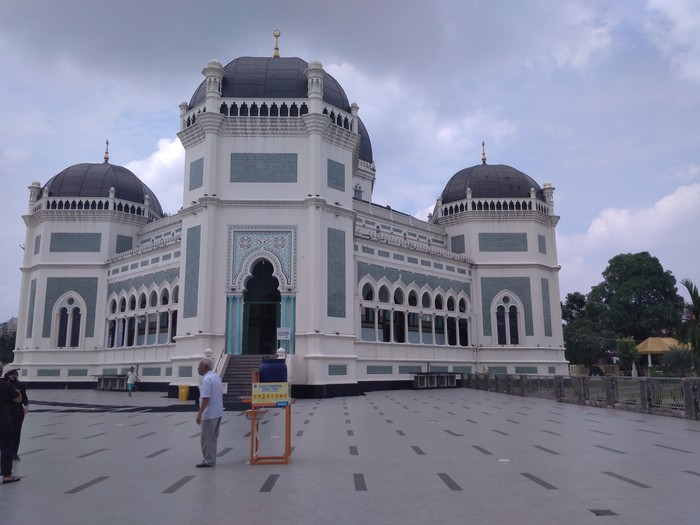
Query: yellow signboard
252,382,290,407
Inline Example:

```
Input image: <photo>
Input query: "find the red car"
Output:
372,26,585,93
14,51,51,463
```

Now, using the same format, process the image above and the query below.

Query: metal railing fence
461,374,700,420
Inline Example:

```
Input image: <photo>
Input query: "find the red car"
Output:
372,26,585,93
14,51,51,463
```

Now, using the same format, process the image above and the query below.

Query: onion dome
441,145,543,204
40,154,163,217
188,56,373,163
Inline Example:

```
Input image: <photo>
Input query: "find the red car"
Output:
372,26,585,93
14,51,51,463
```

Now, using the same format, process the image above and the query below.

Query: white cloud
125,138,185,215
558,182,700,297
646,0,700,83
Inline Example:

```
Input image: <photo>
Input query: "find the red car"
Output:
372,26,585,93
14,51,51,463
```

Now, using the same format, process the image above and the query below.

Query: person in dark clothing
0,364,22,484
3,367,28,461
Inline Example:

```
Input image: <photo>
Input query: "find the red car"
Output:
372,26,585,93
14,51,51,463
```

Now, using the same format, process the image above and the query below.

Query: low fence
462,374,700,420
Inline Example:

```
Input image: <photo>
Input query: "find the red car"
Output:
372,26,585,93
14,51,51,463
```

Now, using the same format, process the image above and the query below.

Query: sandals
2,476,21,484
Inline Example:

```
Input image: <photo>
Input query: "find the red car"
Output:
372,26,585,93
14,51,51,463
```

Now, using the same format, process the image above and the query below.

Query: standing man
0,364,22,484
4,367,28,460
126,367,139,397
195,357,223,468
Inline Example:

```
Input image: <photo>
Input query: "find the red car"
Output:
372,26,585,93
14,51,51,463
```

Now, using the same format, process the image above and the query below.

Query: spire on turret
481,141,487,165
104,140,110,163
273,29,281,58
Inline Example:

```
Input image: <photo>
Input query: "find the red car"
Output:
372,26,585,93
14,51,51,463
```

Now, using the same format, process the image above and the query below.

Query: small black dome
189,56,373,163
41,162,163,216
441,163,544,204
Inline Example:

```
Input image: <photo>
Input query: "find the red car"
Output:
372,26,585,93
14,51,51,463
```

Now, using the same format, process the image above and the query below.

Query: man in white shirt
195,357,224,467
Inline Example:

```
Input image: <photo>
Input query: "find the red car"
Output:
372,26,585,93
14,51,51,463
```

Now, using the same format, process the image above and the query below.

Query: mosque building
12,34,567,397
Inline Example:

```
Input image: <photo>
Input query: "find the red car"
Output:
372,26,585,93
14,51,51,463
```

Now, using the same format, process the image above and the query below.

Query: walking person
195,357,223,468
126,367,140,397
3,367,28,461
0,364,22,484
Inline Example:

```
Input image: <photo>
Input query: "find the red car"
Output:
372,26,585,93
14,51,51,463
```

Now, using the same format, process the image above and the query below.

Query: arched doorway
242,259,281,354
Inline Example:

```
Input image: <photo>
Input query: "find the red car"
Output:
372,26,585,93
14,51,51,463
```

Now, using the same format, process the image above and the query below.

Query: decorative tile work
478,233,528,252
328,364,347,376
398,365,422,374
453,366,472,373
34,234,41,255
538,234,547,255
116,235,133,254
43,277,98,338
488,366,507,374
183,226,201,318
230,153,297,183
50,233,101,252
26,279,36,338
108,268,180,296
142,367,161,376
178,366,193,378
451,234,465,254
328,228,346,318
327,159,345,191
515,366,538,374
189,157,204,190
541,278,552,337
367,365,392,374
68,369,88,376
230,227,295,289
480,277,533,336
37,369,61,377
357,262,471,297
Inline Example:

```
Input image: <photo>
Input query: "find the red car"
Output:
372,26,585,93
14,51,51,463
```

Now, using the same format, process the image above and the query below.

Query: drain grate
589,509,619,516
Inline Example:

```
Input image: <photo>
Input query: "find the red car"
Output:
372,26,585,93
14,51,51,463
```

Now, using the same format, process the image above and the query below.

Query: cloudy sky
0,0,699,322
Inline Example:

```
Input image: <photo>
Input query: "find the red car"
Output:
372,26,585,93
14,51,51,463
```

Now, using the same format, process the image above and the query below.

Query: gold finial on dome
481,141,487,165
104,140,110,162
273,29,281,58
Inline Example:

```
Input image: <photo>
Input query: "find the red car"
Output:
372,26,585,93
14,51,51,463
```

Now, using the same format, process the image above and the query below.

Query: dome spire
272,29,281,58
104,140,110,163
481,141,487,165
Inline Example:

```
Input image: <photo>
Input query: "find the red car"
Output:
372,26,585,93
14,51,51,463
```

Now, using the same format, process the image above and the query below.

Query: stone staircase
221,354,275,410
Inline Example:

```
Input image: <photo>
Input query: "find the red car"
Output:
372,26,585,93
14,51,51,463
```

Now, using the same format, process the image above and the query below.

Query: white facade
11,53,567,395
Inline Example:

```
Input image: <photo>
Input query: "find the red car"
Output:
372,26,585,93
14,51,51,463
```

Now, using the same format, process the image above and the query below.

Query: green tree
585,252,684,341
679,278,700,354
615,336,638,373
0,331,16,366
659,347,698,377
564,318,617,372
561,292,587,324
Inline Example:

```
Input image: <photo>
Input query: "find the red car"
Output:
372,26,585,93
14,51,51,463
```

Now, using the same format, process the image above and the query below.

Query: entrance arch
242,259,281,354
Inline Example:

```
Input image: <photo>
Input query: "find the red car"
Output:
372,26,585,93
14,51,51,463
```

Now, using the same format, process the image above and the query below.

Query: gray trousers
200,416,221,465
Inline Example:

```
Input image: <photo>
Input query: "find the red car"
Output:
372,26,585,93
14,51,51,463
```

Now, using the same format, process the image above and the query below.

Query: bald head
198,357,214,375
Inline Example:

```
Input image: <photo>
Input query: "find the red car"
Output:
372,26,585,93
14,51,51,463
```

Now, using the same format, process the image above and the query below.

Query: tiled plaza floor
2,387,699,524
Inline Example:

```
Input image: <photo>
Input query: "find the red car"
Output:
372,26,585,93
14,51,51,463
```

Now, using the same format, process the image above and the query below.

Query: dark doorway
242,260,281,355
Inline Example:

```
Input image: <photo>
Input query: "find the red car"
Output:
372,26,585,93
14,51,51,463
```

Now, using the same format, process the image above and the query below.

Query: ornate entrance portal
242,260,280,355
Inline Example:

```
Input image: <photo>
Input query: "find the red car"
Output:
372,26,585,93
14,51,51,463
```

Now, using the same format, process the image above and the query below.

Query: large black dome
41,162,163,216
440,163,544,204
189,56,373,163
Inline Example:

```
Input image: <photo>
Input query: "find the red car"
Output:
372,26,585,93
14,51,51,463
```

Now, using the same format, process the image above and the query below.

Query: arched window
161,289,170,306
119,297,127,313
149,291,158,308
378,286,390,303
408,291,418,307
362,283,374,301
129,295,136,311
495,295,520,345
55,296,83,348
139,293,147,309
422,292,431,308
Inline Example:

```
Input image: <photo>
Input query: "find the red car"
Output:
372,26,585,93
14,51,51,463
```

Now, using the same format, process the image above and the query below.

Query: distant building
12,41,567,395
0,317,17,335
